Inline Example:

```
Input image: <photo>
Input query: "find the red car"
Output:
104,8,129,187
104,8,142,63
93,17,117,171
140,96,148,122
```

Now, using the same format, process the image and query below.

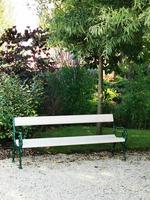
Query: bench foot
111,143,116,157
121,143,127,161
18,148,23,169
12,146,16,163
111,142,127,160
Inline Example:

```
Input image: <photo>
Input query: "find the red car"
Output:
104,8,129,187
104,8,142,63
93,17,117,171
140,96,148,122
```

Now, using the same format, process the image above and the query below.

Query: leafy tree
37,0,150,133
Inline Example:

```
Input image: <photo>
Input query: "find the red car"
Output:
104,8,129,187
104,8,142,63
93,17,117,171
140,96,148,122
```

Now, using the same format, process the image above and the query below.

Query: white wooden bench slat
14,114,114,126
16,135,125,148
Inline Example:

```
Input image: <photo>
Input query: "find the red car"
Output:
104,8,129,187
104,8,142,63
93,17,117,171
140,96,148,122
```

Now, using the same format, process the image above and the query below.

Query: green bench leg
121,142,127,161
12,146,16,162
111,143,116,157
111,142,127,160
12,145,23,169
18,132,23,169
18,147,23,169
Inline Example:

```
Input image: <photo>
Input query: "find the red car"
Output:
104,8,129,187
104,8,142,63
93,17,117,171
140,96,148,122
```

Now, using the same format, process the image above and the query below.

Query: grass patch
34,125,150,154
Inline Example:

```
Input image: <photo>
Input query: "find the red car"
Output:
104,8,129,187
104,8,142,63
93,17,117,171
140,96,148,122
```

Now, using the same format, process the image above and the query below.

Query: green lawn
34,125,150,154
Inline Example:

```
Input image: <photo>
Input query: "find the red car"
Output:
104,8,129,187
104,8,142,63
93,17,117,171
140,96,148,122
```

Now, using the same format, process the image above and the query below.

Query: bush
59,67,96,114
114,65,150,129
38,71,62,115
39,66,96,115
0,74,43,139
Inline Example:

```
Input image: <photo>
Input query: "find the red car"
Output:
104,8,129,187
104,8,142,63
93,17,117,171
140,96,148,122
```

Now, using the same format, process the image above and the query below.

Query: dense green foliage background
0,0,150,140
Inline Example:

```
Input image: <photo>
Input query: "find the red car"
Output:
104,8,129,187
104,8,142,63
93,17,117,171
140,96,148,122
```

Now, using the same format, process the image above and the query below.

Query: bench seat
16,135,125,148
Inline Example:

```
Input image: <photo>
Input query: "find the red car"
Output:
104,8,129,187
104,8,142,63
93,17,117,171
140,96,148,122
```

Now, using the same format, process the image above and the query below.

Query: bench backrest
14,114,114,127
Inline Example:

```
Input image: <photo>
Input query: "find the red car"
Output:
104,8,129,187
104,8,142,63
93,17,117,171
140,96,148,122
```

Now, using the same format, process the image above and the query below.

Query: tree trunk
96,55,103,134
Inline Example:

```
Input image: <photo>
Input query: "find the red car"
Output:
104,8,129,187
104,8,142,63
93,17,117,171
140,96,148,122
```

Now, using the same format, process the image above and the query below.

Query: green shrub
59,67,96,114
114,65,150,129
0,75,43,139
39,66,96,115
38,71,62,115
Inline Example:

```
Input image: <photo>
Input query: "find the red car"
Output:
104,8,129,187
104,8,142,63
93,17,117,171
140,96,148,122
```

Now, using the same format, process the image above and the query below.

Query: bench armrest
113,126,128,142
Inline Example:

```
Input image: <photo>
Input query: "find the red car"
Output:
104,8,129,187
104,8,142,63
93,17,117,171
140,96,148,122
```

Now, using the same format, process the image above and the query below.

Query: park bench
12,114,127,169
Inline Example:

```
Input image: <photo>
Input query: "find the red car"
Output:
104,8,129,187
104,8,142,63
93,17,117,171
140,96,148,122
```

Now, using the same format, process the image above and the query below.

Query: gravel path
0,152,150,200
